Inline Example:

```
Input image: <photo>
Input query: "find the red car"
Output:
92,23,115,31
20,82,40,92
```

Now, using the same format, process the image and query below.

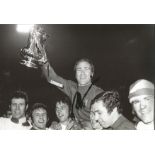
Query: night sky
0,24,154,122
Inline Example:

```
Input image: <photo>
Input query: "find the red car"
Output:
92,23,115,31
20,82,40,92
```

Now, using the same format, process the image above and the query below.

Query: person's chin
60,119,65,123
37,124,46,129
79,81,90,86
142,117,153,124
60,118,67,123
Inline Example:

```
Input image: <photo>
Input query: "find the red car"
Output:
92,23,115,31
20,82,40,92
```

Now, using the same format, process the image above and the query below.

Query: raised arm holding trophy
19,25,103,129
19,25,63,88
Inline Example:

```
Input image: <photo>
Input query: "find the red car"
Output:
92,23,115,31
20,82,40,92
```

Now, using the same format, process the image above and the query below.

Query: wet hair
74,58,94,76
30,103,48,120
91,90,122,114
10,90,29,105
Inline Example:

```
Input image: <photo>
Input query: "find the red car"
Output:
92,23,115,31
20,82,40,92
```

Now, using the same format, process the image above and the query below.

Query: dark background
0,24,154,122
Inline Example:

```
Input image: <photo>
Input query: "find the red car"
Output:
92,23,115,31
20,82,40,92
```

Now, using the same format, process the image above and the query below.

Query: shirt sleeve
41,61,76,98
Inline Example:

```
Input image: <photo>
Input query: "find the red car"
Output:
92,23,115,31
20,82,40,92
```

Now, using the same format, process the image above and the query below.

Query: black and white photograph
0,24,154,130
0,1,155,155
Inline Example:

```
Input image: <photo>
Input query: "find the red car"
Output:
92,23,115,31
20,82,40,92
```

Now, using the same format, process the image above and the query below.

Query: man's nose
140,100,147,109
57,111,62,116
80,70,85,75
39,115,44,120
16,105,20,110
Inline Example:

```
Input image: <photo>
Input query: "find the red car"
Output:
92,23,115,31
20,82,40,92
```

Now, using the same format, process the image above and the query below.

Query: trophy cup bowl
20,25,48,68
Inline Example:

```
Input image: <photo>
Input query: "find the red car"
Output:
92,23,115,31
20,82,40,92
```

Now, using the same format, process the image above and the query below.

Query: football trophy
19,25,63,88
20,25,48,68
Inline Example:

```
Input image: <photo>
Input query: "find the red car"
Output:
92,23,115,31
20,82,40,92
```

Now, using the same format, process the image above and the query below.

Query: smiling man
50,96,81,130
30,103,49,130
0,90,31,130
41,58,103,129
90,110,103,130
129,79,154,130
90,91,135,130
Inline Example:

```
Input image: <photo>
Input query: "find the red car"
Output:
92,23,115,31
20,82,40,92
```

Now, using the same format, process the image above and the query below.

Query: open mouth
37,119,45,123
58,114,64,118
38,121,45,124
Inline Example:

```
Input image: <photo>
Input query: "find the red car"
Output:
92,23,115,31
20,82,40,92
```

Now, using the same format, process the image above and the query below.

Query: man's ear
90,70,94,78
47,116,49,123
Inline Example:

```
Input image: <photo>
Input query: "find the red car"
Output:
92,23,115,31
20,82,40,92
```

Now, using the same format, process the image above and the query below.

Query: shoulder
70,120,82,130
0,117,10,123
119,115,136,130
22,121,31,127
66,80,78,94
92,85,103,94
136,121,154,130
67,80,77,88
0,118,10,129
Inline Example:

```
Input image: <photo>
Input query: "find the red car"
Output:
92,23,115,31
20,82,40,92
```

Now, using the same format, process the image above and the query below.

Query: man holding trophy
20,25,103,129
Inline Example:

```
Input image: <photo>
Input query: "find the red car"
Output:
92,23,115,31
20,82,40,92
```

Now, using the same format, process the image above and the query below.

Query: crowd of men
0,58,154,130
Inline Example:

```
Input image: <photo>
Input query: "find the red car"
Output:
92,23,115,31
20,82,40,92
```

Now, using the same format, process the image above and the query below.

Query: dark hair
10,90,29,105
56,96,72,113
74,58,94,76
30,103,48,119
91,90,122,114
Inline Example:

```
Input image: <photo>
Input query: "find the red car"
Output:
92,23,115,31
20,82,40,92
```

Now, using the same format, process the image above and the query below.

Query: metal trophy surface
20,25,48,68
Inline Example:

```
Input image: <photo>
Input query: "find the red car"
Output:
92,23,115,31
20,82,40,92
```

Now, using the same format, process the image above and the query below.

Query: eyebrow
93,110,100,113
131,100,140,104
12,102,25,104
144,96,152,99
